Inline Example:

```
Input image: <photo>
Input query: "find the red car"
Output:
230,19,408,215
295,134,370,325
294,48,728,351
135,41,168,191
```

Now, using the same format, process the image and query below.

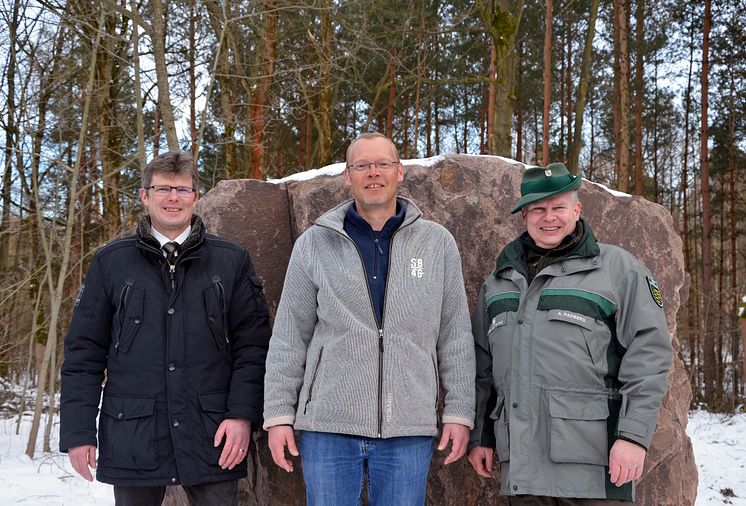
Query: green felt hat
511,162,582,214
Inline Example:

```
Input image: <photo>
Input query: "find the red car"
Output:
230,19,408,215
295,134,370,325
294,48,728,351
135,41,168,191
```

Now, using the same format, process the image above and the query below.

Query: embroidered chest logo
410,258,424,278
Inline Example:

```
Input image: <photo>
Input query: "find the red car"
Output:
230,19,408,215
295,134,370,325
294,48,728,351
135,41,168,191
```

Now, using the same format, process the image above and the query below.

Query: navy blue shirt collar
345,200,406,236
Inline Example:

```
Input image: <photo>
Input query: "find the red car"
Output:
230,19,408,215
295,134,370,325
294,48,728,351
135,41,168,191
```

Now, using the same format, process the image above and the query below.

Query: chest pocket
113,279,144,354
547,309,607,378
204,275,229,351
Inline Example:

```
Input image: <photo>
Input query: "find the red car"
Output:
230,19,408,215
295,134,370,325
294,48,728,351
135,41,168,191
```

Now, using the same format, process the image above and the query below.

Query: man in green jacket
468,163,672,505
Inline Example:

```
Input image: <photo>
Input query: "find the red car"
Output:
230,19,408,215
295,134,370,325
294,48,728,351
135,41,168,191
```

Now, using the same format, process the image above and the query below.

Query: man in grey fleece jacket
263,133,475,505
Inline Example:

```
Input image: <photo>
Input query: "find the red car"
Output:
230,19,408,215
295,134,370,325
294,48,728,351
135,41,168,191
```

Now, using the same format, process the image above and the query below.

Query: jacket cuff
59,431,97,453
442,415,474,429
615,436,648,451
615,417,652,449
263,415,295,430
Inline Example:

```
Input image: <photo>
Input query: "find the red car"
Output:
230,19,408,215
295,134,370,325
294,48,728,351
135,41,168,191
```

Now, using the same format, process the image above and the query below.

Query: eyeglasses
146,185,197,196
347,160,400,172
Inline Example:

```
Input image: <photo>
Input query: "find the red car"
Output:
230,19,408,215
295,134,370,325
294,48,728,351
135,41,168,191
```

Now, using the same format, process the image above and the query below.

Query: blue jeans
299,431,434,506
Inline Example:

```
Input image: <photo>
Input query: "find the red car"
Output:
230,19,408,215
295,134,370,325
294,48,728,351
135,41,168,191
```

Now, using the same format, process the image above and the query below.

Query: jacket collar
137,214,206,257
494,218,600,278
315,196,421,234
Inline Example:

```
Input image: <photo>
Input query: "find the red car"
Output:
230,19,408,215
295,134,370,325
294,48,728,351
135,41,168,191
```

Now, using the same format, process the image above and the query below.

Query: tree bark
681,8,696,389
249,0,278,179
316,0,333,165
700,0,714,406
568,0,600,174
542,0,552,165
633,0,644,195
613,0,631,192
481,0,525,157
131,0,146,170
1,0,20,270
150,0,179,151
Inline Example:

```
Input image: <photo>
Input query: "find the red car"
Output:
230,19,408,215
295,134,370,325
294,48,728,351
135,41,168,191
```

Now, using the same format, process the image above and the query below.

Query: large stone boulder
186,154,696,506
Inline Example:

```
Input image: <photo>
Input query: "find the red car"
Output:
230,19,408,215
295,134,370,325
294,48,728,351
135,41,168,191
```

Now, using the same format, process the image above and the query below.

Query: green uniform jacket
469,222,672,501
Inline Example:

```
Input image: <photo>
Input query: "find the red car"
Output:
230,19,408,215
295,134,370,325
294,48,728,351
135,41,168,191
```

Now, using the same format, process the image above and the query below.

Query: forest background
0,0,744,458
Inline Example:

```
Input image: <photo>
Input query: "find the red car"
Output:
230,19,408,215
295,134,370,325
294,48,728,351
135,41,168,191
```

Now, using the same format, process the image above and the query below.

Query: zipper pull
379,328,384,352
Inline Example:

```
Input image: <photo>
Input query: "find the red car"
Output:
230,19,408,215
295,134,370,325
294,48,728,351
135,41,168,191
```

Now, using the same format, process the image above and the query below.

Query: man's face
344,137,403,213
139,172,199,239
521,192,581,250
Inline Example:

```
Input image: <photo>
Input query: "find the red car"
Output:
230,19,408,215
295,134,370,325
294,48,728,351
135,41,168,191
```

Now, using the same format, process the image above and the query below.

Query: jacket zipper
114,279,134,355
304,347,325,414
319,215,417,438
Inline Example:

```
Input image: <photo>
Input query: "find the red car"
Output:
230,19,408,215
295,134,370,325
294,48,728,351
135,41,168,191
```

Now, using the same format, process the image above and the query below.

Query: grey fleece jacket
263,197,475,438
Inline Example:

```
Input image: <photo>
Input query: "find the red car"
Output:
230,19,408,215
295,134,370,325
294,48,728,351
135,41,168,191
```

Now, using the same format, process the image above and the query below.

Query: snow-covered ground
688,410,746,505
0,410,743,505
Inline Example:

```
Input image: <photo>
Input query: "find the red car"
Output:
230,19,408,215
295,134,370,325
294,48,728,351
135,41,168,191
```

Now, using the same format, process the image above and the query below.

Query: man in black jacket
60,151,271,506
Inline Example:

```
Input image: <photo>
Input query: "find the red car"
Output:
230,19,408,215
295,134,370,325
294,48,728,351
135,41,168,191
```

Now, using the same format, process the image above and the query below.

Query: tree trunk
565,12,572,160
482,0,525,157
316,0,333,165
542,0,552,165
96,12,122,239
727,74,740,405
385,56,397,138
515,39,524,162
568,0,600,174
188,0,197,157
413,8,427,157
633,0,644,196
131,0,146,170
1,0,19,270
150,0,179,151
700,0,714,406
249,0,278,179
681,8,696,389
613,0,631,192
487,39,496,154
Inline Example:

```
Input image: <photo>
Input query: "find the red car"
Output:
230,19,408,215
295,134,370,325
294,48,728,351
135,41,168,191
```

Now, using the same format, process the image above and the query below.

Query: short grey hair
345,132,400,164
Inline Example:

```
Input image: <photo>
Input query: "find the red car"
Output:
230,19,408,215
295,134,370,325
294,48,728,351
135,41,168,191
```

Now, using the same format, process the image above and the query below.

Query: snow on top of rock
583,179,632,198
267,154,633,200
267,155,446,184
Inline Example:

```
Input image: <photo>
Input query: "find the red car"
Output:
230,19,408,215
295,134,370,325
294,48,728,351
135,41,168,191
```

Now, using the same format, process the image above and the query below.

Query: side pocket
304,347,324,415
204,277,228,351
99,396,157,470
198,392,228,466
548,391,610,466
490,396,510,463
113,281,144,354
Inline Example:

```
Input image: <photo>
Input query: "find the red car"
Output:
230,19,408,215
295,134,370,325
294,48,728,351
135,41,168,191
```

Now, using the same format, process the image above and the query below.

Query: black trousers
113,480,238,506
509,496,631,506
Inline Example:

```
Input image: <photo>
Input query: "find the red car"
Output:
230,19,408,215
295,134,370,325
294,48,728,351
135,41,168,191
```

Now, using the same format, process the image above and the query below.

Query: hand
468,446,494,478
68,445,97,481
214,418,251,470
609,439,646,486
267,425,299,472
437,423,469,465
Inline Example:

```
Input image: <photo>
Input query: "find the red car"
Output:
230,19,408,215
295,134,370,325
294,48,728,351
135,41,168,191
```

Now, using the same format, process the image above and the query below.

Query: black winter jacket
60,216,271,487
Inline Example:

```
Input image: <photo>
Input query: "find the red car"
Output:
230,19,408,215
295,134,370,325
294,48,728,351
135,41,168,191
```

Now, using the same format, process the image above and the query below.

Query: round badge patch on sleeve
646,276,663,308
